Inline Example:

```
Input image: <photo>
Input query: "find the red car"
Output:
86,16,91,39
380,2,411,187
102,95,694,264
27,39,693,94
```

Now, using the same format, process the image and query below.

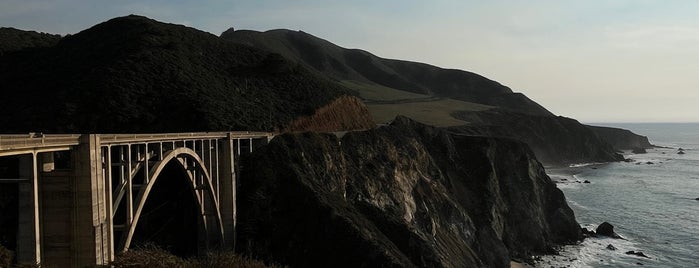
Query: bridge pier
72,134,110,266
16,154,40,265
219,134,237,250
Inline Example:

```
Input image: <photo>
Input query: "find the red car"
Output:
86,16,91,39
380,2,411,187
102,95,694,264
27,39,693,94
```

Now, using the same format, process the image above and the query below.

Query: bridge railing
99,131,274,145
0,134,81,151
0,132,275,153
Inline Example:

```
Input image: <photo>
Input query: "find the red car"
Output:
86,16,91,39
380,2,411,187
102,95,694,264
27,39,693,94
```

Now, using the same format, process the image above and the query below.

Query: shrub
111,245,281,268
111,245,195,268
0,243,12,268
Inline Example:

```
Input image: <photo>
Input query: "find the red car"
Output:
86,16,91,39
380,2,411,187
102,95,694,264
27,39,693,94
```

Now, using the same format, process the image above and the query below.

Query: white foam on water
535,232,657,268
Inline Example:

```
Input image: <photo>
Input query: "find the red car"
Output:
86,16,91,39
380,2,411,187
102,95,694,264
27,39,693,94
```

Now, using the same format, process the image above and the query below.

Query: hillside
221,29,552,116
587,125,653,150
450,110,624,165
0,15,370,133
221,28,652,165
0,27,61,55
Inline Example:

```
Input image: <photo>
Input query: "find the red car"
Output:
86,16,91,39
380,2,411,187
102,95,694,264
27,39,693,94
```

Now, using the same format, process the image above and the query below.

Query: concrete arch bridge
0,132,273,267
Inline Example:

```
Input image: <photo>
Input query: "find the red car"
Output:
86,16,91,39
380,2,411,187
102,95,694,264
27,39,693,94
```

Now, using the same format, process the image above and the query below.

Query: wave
536,228,656,267
569,162,605,168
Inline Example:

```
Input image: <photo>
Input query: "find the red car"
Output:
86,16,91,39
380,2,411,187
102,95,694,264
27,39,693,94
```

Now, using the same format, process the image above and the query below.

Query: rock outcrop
587,126,653,150
450,110,624,166
596,222,622,239
237,117,581,267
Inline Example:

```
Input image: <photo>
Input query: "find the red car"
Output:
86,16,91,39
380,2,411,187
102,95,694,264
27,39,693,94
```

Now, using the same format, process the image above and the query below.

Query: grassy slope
340,80,491,127
221,28,552,126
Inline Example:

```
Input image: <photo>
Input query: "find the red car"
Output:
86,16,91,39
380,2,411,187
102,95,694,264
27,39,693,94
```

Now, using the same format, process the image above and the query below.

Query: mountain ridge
221,28,553,116
220,27,650,165
0,15,371,133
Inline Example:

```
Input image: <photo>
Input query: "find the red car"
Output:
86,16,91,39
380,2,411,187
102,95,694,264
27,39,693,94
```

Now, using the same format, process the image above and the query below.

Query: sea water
538,123,699,268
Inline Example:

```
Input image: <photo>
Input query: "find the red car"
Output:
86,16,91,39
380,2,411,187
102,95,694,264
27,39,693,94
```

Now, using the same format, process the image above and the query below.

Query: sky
2,0,699,122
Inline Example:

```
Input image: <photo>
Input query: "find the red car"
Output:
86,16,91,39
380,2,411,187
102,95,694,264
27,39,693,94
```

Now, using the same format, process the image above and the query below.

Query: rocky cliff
237,117,581,267
450,110,624,166
587,126,653,150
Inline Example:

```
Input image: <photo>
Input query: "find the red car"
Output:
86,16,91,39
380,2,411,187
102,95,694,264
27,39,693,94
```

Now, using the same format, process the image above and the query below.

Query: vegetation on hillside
222,29,552,116
0,15,355,133
110,245,282,268
0,243,11,268
286,96,374,132
0,27,60,56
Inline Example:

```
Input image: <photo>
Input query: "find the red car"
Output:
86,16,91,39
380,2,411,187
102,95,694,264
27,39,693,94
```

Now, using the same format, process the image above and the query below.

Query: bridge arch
120,147,225,252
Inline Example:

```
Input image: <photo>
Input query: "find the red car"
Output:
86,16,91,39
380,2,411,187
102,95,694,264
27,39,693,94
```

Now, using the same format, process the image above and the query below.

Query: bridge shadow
124,161,199,257
0,157,19,254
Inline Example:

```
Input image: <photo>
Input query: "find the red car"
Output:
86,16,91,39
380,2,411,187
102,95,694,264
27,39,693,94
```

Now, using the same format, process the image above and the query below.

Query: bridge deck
0,132,274,156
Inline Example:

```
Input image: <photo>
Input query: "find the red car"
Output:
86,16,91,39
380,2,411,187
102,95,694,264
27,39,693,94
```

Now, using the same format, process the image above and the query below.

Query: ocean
538,123,699,268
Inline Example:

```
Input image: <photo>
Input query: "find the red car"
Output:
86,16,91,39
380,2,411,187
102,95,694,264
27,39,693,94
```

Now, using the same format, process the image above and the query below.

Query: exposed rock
632,147,647,154
606,244,617,250
646,162,654,165
238,116,582,267
596,222,622,239
581,227,596,238
678,151,685,155
694,197,699,201
583,180,591,184
626,251,651,259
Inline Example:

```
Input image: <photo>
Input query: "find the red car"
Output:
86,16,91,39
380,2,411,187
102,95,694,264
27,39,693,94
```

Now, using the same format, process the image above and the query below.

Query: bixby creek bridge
0,132,274,267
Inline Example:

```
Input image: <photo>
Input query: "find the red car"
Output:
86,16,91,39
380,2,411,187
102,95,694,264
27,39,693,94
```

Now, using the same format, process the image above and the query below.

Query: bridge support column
16,154,40,265
219,134,237,249
73,134,111,266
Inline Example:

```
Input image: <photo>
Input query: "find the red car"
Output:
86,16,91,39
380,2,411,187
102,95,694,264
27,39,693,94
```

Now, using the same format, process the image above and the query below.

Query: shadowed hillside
221,28,652,166
450,110,624,165
221,29,552,116
0,15,370,133
0,27,61,55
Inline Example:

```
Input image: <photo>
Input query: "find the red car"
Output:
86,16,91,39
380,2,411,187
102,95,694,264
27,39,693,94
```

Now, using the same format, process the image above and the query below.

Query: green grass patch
340,80,429,101
368,99,492,127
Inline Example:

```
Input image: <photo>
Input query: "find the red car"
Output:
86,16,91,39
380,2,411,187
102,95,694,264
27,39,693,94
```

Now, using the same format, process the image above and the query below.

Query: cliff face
451,110,624,166
587,126,653,150
238,117,581,268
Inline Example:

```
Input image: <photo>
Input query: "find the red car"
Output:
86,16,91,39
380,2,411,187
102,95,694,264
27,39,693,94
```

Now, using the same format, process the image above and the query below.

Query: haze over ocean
543,123,699,267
